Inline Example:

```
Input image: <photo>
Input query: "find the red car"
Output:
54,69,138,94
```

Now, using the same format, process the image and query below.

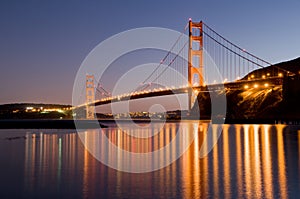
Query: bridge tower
86,75,95,119
188,19,204,111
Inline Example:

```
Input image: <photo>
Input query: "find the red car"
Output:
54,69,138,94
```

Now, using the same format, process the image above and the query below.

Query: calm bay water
0,122,300,198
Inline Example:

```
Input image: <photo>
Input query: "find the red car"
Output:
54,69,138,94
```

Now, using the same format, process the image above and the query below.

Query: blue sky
1,0,300,105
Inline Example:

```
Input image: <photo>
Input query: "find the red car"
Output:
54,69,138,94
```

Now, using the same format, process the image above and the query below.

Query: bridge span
75,76,284,109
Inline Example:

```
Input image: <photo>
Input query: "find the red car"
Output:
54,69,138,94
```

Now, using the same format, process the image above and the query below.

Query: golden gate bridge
75,19,293,119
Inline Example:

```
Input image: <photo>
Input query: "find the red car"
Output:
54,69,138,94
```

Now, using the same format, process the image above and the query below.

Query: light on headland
264,83,269,87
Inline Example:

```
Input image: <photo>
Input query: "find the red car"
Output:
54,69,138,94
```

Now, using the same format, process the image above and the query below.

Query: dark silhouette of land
0,103,72,119
192,57,300,123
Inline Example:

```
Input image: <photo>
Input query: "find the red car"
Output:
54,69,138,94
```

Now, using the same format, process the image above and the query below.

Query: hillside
192,57,300,122
0,103,72,119
244,57,300,79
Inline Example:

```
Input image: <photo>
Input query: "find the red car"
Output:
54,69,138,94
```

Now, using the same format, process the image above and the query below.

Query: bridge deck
74,77,283,109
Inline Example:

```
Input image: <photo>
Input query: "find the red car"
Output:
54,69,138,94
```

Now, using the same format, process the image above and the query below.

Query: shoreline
0,119,107,129
0,118,300,129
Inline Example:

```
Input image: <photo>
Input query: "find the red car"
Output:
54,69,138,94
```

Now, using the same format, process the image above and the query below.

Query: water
0,122,300,198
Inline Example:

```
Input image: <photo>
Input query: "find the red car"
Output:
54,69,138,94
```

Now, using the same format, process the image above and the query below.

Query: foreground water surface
0,121,300,198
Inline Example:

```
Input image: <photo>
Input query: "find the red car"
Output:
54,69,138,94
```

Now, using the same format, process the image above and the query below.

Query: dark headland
191,57,300,123
0,104,106,129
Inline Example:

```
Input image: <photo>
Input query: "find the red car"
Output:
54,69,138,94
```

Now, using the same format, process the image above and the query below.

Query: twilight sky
1,0,300,105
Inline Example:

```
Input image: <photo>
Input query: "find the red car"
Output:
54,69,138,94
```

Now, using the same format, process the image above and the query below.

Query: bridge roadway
76,76,283,109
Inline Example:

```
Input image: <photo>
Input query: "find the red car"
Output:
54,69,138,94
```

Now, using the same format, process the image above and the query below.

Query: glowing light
264,83,269,87
254,84,258,88
244,85,249,89
251,74,255,78
278,73,283,77
262,75,266,79
189,18,192,21
267,73,270,76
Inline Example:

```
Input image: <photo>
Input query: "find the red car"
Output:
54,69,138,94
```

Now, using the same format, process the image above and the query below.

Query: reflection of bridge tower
86,75,95,119
188,19,204,111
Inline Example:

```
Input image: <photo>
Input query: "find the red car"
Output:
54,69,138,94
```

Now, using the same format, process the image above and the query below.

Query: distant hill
0,103,72,119
0,103,71,111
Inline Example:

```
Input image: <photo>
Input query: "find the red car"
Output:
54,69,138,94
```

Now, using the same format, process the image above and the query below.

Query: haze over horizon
1,1,300,105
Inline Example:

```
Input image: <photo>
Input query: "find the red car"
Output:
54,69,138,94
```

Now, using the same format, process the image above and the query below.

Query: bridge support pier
188,19,204,111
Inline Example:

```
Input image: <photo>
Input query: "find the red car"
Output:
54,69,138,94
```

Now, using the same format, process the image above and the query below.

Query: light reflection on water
0,122,300,198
